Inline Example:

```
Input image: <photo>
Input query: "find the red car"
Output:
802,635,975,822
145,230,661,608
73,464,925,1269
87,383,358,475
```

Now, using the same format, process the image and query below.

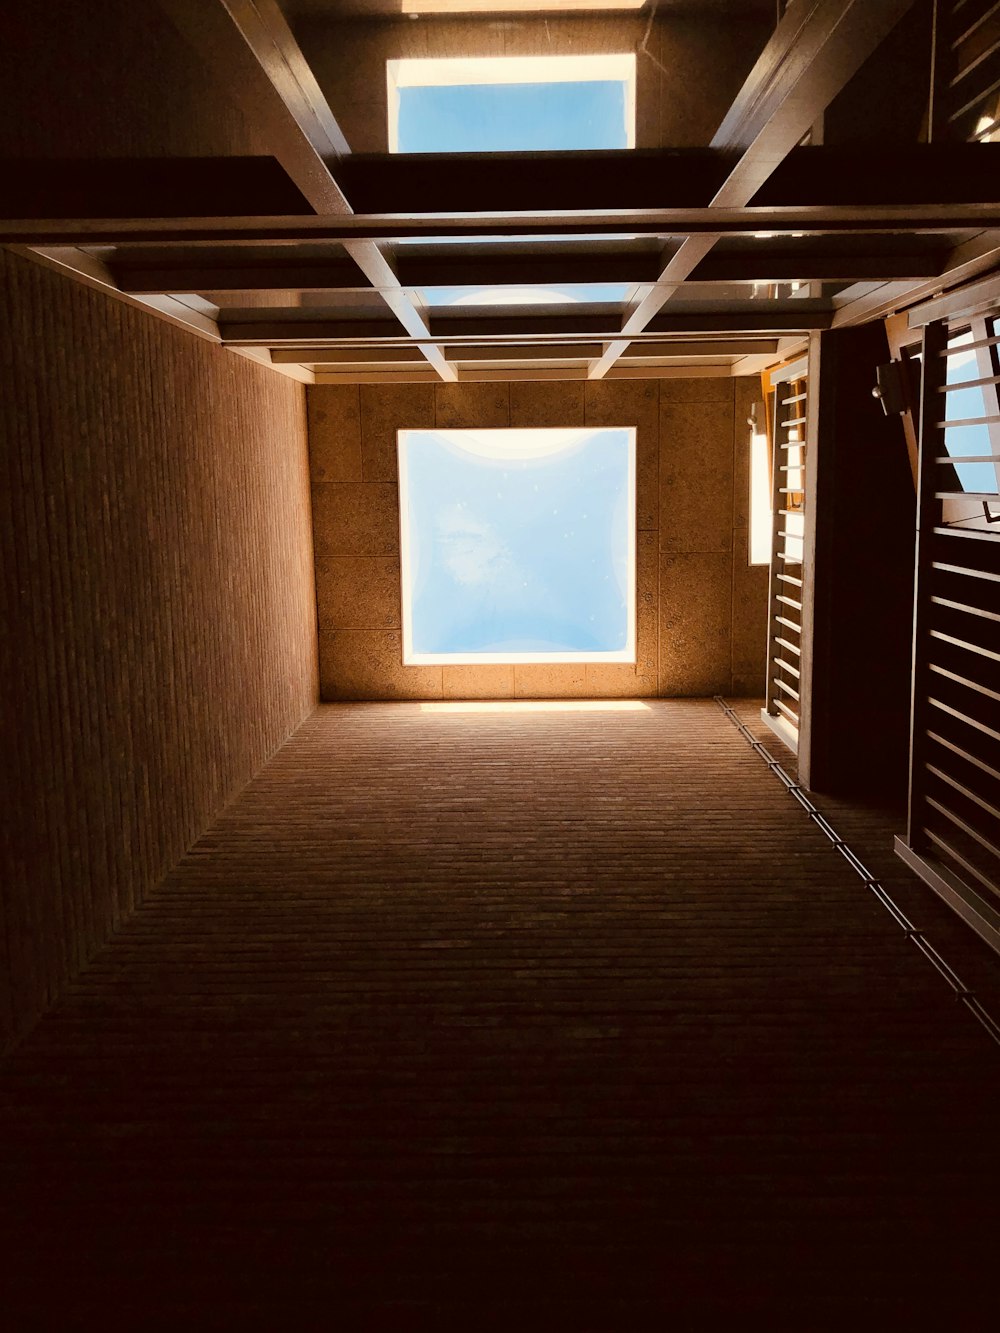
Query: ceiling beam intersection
589,0,919,380
156,0,455,380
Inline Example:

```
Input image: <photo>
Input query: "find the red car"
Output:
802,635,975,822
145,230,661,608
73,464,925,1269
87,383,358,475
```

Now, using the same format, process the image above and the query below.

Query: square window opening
398,427,636,666
387,54,636,154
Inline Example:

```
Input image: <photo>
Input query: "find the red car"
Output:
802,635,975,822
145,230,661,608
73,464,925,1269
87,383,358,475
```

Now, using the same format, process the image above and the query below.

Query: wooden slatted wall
935,0,1000,141
900,309,1000,947
762,354,810,752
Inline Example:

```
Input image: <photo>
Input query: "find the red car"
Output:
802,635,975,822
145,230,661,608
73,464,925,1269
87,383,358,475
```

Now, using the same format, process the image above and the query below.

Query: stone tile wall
309,378,768,700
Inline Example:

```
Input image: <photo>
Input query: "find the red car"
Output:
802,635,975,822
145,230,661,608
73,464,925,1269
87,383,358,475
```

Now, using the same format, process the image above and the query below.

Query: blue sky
397,80,629,153
944,338,998,494
400,429,633,661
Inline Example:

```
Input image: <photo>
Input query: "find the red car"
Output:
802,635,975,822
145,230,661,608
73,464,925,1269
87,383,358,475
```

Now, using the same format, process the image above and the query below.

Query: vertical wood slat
796,331,822,789
0,248,318,1051
907,318,950,849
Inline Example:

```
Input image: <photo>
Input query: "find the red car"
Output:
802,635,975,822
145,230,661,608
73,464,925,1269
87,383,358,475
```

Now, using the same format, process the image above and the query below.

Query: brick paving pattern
2,700,998,1327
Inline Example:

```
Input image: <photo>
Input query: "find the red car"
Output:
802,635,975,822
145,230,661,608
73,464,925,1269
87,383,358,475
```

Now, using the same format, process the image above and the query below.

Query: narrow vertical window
749,411,772,567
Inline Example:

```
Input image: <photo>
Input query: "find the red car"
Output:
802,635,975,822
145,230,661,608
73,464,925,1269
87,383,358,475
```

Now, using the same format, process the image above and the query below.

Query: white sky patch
451,287,581,306
435,505,515,588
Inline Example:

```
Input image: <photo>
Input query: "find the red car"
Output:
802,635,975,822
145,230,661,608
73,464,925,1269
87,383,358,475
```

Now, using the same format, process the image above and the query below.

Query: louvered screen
935,0,1000,142
908,312,1000,909
763,354,809,749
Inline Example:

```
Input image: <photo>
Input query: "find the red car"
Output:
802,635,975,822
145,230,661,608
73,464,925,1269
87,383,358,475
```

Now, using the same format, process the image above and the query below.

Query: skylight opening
388,54,636,153
418,283,634,308
398,427,636,666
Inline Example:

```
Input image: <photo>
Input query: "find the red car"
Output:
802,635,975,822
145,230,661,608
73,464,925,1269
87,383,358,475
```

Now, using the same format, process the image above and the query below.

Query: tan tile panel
585,378,658,430
361,384,435,483
659,399,734,554
659,551,733,697
731,539,769,697
636,530,658,653
312,481,399,558
320,629,442,700
435,383,510,430
315,556,401,631
513,662,588,699
659,377,736,405
441,664,516,700
510,381,586,429
308,385,361,483
584,661,657,699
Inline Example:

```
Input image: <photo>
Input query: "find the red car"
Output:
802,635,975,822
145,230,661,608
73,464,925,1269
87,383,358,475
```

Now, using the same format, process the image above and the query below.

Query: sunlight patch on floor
419,700,650,713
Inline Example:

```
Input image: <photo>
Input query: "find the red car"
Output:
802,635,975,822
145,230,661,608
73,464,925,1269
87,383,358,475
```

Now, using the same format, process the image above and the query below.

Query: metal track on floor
715,696,1000,1050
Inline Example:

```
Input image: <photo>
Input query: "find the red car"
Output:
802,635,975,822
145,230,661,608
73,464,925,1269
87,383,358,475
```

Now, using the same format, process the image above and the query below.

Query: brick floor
2,699,999,1328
